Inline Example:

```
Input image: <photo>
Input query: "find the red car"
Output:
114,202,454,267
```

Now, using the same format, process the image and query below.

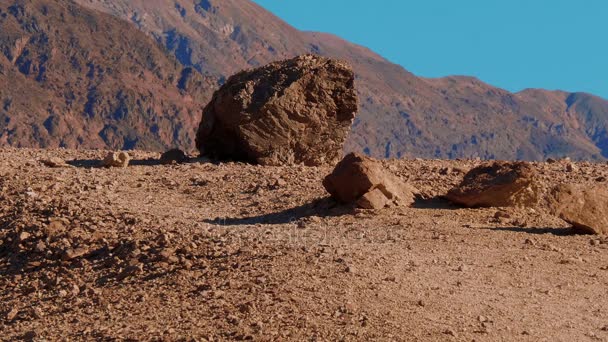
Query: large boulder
548,184,608,235
323,153,418,209
446,161,540,208
196,55,359,166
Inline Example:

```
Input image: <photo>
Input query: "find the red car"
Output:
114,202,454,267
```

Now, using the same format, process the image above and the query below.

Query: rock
494,210,511,220
160,149,188,165
323,153,418,209
548,184,608,235
565,163,578,173
439,167,452,175
446,161,540,208
196,54,358,166
62,247,88,261
6,307,18,321
40,157,71,168
356,188,389,210
102,152,130,168
45,219,66,238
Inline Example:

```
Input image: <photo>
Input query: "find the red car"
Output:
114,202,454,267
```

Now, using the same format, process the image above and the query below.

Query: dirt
1,148,608,341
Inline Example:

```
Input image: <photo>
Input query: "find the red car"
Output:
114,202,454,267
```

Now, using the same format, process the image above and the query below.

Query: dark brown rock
196,55,359,166
160,149,188,165
323,153,418,209
446,161,540,208
548,184,608,235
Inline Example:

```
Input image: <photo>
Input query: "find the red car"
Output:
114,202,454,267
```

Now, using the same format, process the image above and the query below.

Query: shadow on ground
67,158,212,168
67,158,163,168
487,226,579,236
204,197,354,226
412,196,461,210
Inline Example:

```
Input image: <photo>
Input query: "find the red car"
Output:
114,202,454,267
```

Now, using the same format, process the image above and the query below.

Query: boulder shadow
66,158,210,168
486,226,579,236
412,196,461,210
204,197,353,226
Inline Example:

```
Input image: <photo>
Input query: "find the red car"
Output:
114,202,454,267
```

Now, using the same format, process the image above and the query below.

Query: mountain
2,0,608,160
69,0,608,161
0,0,215,150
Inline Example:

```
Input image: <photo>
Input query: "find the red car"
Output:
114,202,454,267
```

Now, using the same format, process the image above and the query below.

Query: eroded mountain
2,0,608,160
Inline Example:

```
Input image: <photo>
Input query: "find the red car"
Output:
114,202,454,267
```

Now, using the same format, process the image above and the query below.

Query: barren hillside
0,0,215,150
76,0,608,161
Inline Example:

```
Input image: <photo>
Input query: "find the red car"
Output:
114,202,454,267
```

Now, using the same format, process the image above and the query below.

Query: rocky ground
1,148,608,341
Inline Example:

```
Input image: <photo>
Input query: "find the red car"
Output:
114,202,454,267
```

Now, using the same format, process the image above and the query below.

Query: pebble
6,308,19,321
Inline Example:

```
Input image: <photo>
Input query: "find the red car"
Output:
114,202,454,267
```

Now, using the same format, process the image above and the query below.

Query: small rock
6,307,19,321
565,163,578,173
548,184,608,234
446,161,540,208
45,219,66,237
35,241,46,252
118,264,144,280
40,157,71,168
494,210,511,220
18,231,31,241
323,153,418,208
443,328,457,337
439,167,453,175
102,151,130,168
356,188,389,210
160,149,188,164
62,247,88,261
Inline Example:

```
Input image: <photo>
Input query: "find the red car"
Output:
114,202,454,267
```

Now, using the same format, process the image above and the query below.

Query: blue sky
253,0,607,99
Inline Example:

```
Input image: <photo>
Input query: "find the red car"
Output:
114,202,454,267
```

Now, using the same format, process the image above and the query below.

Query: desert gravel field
1,148,607,341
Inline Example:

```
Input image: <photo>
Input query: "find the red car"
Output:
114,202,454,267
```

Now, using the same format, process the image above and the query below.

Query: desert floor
1,148,607,341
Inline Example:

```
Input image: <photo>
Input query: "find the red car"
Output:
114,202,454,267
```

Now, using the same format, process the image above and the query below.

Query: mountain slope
0,0,215,150
2,0,608,160
73,0,608,161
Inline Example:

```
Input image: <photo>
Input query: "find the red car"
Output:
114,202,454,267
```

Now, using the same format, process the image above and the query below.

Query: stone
548,184,608,235
446,161,540,208
6,307,18,321
40,157,71,168
323,153,418,209
196,55,358,166
356,188,390,210
160,149,188,165
102,152,130,168
565,163,578,173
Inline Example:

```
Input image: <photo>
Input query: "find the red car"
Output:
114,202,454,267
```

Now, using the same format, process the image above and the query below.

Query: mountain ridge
1,0,608,161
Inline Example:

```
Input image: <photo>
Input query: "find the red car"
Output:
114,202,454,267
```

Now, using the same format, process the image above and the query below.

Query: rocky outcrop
323,153,418,209
548,184,608,235
446,161,540,208
196,55,359,166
